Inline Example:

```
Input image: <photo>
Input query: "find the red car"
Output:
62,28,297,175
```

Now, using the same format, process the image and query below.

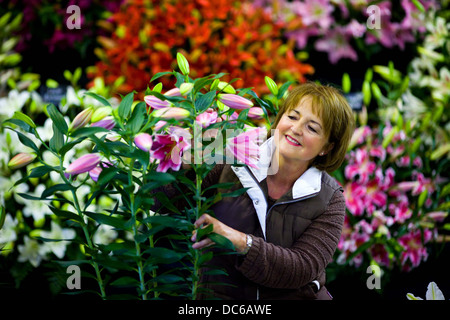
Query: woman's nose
291,123,303,136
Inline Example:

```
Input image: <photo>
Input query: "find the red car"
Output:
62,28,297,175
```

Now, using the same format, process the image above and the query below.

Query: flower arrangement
88,0,313,97
252,0,440,64
2,53,284,299
334,120,447,273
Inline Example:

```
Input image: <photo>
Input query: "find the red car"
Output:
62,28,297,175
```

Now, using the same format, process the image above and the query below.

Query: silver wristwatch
240,234,252,255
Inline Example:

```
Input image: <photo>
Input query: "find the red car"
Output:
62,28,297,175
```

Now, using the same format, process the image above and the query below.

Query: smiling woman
180,81,356,300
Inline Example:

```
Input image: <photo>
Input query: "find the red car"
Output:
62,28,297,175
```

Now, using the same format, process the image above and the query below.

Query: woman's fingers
192,237,214,250
192,214,216,249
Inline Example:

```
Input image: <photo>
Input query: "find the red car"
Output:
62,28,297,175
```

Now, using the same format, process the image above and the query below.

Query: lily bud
218,94,253,110
8,152,37,170
151,107,190,120
177,52,190,76
134,133,153,152
217,81,236,94
165,87,181,97
179,83,194,96
248,107,264,119
144,95,171,110
70,107,94,131
91,106,112,123
264,76,278,96
91,116,115,130
66,153,102,175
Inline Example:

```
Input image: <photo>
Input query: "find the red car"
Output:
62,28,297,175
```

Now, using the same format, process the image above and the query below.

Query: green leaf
0,206,5,230
84,91,111,107
28,165,56,178
145,247,187,264
208,233,235,251
41,184,74,199
97,166,119,185
46,104,68,135
84,211,128,229
195,90,216,113
196,223,213,241
411,0,425,12
70,126,109,138
49,122,64,152
150,71,173,83
118,92,134,120
13,111,36,128
126,101,146,134
48,205,83,223
16,131,39,153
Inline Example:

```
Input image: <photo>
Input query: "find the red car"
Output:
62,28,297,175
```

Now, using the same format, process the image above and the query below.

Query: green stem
69,183,106,299
191,167,203,300
128,156,147,300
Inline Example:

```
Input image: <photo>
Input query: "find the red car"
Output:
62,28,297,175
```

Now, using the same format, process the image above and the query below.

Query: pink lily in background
225,127,266,169
66,153,102,175
151,132,191,172
247,107,265,120
345,148,376,184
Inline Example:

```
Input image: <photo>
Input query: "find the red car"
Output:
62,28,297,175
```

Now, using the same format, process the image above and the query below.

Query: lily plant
4,53,289,299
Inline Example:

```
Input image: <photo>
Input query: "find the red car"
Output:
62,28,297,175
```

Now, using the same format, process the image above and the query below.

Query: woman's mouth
285,135,302,146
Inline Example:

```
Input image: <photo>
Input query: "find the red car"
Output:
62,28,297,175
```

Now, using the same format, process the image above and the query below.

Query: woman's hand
191,214,247,253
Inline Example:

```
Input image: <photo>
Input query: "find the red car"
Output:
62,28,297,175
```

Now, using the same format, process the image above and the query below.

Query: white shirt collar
248,136,322,199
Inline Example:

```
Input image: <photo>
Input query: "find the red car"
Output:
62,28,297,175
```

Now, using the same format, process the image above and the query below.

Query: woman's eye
308,125,317,133
288,115,297,120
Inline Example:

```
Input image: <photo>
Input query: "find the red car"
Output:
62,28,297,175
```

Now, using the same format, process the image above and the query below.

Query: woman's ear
320,142,334,156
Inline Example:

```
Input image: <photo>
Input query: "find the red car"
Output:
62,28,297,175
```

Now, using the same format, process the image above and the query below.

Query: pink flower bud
69,108,94,131
134,133,153,152
8,152,37,170
66,153,102,175
247,107,264,119
144,95,171,110
218,94,253,110
164,88,181,97
151,107,190,120
91,116,115,130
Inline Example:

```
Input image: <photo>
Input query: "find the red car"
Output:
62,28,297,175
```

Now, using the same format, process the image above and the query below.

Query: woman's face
274,96,330,168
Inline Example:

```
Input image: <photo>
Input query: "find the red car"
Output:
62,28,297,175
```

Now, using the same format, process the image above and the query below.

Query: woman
164,82,355,299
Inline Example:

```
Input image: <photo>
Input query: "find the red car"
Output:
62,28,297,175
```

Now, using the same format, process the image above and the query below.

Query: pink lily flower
134,133,153,152
150,132,191,172
196,109,218,128
66,153,102,175
218,94,253,110
225,127,266,169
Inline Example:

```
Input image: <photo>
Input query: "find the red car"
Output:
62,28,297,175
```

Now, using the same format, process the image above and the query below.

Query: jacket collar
247,136,322,200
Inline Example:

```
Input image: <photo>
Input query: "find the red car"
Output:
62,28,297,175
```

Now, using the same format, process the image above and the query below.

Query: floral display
334,121,446,272
252,0,440,64
0,0,448,300
88,0,314,96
